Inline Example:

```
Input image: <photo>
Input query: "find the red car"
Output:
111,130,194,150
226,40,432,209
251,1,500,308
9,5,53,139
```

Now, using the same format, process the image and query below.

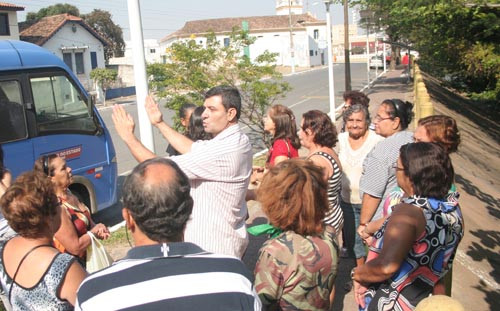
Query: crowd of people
0,85,465,311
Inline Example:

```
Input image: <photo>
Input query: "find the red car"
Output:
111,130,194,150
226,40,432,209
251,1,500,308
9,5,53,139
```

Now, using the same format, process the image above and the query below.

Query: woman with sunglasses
34,155,110,266
352,142,464,310
357,99,414,237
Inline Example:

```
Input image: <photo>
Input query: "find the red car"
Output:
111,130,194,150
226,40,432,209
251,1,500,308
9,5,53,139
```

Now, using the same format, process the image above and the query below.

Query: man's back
76,243,261,311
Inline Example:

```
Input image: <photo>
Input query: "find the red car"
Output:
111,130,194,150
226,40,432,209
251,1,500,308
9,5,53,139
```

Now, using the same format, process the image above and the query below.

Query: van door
28,71,114,210
0,78,33,178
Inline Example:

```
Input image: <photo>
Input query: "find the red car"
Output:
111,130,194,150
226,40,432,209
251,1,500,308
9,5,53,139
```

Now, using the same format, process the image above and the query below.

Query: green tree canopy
147,30,291,144
82,9,125,60
25,3,79,26
354,0,500,102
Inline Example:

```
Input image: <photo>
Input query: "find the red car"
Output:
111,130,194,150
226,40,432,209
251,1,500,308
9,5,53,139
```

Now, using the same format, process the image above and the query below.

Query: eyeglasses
374,115,393,122
392,164,405,171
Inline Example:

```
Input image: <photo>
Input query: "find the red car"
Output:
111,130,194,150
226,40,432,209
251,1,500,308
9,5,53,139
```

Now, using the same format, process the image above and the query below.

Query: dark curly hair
302,110,338,148
343,90,370,107
382,99,414,130
0,171,59,238
257,159,328,236
121,158,193,242
269,105,301,149
417,115,460,154
399,142,454,198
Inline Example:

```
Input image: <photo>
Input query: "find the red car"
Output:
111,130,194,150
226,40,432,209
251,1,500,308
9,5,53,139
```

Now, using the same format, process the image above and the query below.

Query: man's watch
350,267,356,280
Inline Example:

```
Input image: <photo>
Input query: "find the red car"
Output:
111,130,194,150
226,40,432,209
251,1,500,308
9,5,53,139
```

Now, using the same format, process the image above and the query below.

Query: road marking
456,249,499,290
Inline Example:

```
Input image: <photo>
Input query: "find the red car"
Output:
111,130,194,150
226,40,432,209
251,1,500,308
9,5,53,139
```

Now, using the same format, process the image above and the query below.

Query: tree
82,10,125,60
24,3,79,28
90,68,118,105
147,29,291,145
354,0,500,102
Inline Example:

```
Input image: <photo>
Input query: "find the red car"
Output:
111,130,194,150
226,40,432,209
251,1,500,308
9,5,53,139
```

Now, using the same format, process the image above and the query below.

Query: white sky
15,0,349,40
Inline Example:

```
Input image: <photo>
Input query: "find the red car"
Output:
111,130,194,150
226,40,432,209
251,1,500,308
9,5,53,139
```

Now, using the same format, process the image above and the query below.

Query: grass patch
102,226,130,247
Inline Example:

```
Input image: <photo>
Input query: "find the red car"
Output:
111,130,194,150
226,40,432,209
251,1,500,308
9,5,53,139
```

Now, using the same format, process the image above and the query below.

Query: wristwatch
350,267,356,280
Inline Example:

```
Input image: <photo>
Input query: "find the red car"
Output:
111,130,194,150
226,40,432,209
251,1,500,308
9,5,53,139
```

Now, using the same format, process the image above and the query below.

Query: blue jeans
340,201,366,259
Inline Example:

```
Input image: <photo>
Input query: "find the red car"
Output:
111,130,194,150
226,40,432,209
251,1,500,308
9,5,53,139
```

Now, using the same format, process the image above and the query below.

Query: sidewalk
245,68,413,311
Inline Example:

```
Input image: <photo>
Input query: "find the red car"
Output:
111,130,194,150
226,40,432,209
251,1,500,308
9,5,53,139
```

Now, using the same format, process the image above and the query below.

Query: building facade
20,14,108,89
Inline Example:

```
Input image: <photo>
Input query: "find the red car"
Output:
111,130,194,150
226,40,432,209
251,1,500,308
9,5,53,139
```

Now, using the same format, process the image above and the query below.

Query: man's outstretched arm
145,96,193,154
112,104,156,162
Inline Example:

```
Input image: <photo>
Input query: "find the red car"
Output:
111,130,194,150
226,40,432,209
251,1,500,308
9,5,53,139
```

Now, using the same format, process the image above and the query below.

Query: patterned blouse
254,229,339,310
0,240,75,311
362,194,464,311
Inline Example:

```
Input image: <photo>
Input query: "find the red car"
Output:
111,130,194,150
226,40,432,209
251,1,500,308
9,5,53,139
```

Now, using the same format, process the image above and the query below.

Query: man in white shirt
112,86,252,258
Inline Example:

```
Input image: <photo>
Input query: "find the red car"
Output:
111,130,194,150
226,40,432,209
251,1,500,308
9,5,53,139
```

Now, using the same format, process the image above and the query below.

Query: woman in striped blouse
299,110,343,234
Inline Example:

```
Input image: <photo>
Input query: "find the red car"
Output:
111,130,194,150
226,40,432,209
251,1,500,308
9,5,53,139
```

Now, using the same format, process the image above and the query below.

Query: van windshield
31,75,97,134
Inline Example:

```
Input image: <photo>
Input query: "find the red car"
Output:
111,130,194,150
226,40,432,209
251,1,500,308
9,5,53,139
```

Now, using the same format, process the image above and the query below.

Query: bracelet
359,223,368,227
350,267,356,280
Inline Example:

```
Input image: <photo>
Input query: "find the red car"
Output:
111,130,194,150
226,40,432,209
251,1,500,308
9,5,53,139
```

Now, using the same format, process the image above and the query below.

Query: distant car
369,56,384,69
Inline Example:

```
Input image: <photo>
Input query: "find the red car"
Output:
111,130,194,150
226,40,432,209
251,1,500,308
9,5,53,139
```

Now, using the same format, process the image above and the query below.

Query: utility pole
127,0,154,152
343,0,351,91
324,0,336,119
288,0,296,74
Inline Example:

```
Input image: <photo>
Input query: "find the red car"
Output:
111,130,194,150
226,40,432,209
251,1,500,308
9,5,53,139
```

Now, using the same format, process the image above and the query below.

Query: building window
150,48,156,53
223,38,230,47
313,29,319,39
315,51,318,56
90,52,98,69
75,52,84,74
63,53,73,71
0,13,9,36
309,50,314,56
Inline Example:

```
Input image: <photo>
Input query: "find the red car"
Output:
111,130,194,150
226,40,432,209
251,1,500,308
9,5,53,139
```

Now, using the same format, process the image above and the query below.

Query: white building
159,0,329,68
20,14,108,89
0,2,24,40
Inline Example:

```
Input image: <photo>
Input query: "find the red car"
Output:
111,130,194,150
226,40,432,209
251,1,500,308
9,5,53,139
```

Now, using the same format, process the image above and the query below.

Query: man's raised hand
145,95,163,126
112,104,135,141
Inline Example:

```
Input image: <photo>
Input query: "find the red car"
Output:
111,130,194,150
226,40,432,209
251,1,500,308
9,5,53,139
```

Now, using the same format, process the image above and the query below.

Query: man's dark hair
205,85,242,119
343,90,370,107
399,142,453,198
121,158,193,242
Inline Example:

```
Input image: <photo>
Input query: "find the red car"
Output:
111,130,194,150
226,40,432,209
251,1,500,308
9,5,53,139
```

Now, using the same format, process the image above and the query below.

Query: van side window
31,75,97,134
0,80,27,143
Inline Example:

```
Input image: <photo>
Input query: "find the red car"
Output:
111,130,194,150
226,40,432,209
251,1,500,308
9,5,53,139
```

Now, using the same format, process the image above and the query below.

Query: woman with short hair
299,110,343,234
352,142,464,310
0,171,87,309
33,155,109,265
254,159,338,310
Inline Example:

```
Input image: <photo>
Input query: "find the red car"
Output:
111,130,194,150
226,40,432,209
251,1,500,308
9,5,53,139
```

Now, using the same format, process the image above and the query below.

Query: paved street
93,66,498,311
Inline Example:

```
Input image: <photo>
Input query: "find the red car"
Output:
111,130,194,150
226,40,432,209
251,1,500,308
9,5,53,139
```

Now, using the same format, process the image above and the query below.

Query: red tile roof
20,14,109,46
0,2,24,11
160,13,324,42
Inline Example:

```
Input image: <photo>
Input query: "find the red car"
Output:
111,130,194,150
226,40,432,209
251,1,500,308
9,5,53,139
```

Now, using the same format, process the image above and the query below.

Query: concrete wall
42,23,105,89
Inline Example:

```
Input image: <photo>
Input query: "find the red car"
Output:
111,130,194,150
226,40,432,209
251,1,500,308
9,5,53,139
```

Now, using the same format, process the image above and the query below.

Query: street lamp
324,0,336,120
343,0,351,91
288,0,295,74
